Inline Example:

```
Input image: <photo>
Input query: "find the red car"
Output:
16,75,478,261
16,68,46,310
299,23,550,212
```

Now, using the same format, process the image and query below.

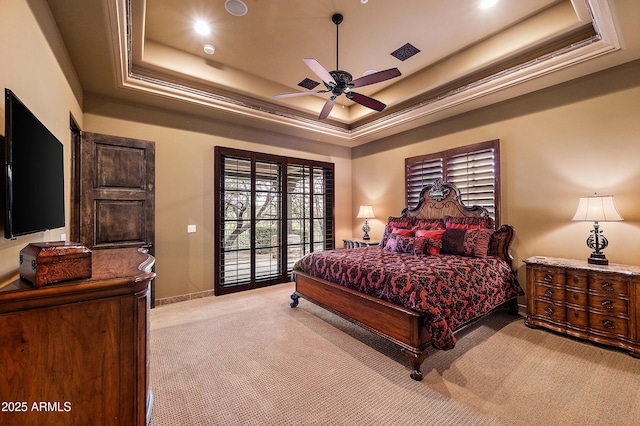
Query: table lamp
571,194,623,265
356,205,375,240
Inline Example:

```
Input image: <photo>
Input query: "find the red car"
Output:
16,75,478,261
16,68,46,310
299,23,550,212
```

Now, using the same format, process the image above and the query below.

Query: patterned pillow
394,235,416,254
379,216,414,247
444,215,495,230
383,233,414,254
412,218,445,231
414,229,445,255
441,228,494,257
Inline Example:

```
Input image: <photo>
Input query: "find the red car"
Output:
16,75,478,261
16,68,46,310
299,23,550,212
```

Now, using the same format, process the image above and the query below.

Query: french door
214,147,334,295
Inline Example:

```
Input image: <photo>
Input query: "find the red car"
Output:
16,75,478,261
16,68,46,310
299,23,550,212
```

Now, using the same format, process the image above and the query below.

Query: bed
290,180,523,380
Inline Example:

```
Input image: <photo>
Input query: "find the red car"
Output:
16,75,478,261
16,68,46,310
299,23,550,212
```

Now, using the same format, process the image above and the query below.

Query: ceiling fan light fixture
225,0,248,17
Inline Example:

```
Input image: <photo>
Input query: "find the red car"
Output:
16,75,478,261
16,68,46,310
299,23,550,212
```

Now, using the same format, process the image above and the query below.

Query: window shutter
406,157,443,208
446,147,496,216
405,140,500,224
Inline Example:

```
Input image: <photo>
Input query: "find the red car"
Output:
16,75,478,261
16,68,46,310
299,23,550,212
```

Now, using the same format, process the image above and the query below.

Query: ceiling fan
273,13,401,120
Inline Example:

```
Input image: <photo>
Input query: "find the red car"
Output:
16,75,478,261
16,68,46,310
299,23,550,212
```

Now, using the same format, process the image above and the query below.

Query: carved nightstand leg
290,293,299,308
401,348,428,381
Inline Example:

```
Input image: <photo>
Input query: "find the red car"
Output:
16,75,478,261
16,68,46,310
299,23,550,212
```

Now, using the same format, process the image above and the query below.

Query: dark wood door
74,132,155,292
77,132,155,253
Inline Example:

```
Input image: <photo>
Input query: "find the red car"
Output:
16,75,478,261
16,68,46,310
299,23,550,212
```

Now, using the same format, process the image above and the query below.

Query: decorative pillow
472,228,494,257
379,216,414,247
393,227,416,237
414,229,445,255
394,235,416,254
441,228,494,257
412,218,445,231
384,235,399,252
444,215,494,230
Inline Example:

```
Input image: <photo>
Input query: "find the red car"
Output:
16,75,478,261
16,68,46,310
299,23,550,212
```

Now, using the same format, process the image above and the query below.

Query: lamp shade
572,194,623,222
356,205,375,219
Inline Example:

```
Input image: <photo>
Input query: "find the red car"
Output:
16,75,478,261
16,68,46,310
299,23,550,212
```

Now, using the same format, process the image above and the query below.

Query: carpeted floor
149,282,639,425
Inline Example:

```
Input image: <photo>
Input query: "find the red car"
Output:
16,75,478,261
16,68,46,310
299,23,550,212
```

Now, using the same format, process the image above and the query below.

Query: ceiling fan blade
318,97,336,119
273,90,326,99
347,92,387,112
303,58,337,85
350,68,401,88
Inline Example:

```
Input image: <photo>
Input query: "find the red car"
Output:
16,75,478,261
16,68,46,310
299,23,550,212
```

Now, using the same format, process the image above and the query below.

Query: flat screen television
2,89,65,239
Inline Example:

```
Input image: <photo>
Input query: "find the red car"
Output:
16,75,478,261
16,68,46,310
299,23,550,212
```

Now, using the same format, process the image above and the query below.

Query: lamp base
588,253,608,265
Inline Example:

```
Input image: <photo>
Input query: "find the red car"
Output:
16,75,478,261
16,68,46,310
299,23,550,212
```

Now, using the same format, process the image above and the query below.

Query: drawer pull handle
544,289,554,298
544,274,553,282
602,320,615,330
544,306,554,315
601,281,614,292
601,300,614,310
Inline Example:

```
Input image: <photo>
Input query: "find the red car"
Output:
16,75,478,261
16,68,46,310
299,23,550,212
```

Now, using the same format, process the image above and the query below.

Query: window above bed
405,139,500,225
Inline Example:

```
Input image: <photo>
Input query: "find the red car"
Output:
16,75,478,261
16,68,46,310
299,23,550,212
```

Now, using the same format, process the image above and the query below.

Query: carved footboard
291,271,431,380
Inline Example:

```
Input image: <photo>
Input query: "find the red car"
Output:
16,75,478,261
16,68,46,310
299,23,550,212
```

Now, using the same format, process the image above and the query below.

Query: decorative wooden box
19,242,92,287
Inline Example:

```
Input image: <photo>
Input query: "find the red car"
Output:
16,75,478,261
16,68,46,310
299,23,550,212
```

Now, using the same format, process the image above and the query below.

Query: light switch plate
187,224,197,233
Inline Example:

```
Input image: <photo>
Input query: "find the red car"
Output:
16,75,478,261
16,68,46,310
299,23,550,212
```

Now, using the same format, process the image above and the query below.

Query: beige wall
82,97,352,298
0,0,82,283
352,60,640,288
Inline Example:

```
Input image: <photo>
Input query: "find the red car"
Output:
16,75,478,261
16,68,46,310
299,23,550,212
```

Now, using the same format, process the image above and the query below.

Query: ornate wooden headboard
401,180,513,268
402,180,492,223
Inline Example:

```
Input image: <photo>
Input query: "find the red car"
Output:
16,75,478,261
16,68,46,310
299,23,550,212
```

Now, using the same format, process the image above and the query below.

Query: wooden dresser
0,248,155,426
524,256,640,357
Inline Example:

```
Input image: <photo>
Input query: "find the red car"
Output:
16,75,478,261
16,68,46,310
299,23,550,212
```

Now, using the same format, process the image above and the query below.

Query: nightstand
343,239,380,249
524,256,640,358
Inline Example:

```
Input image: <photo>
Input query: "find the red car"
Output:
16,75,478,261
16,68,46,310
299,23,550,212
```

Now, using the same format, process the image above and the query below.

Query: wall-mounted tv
2,89,65,239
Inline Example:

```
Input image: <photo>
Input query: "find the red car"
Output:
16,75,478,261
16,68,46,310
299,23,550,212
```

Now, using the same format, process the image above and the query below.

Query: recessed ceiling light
193,20,211,36
225,0,248,16
479,0,499,9
203,44,215,55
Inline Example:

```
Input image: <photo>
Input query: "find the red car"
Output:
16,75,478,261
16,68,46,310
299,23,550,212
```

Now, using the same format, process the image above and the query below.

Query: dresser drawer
566,289,587,306
589,313,629,338
534,300,566,322
567,306,588,328
589,294,628,315
532,267,565,285
589,274,629,296
534,284,565,303
566,271,587,290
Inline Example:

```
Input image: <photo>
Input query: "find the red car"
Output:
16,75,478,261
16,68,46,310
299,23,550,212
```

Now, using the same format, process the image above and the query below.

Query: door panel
78,132,155,253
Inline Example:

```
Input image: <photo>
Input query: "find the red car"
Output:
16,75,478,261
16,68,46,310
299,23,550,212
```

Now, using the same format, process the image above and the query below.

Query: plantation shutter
446,146,496,217
406,157,443,208
405,140,500,224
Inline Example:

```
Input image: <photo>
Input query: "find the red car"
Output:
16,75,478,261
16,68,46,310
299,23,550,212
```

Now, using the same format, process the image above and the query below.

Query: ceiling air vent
391,43,420,61
298,78,320,90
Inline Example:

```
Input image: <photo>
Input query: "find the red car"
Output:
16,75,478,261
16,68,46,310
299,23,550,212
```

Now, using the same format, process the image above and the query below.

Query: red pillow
393,227,415,237
415,229,445,255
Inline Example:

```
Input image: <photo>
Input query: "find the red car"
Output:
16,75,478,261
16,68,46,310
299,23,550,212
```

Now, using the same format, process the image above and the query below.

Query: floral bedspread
293,246,523,350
